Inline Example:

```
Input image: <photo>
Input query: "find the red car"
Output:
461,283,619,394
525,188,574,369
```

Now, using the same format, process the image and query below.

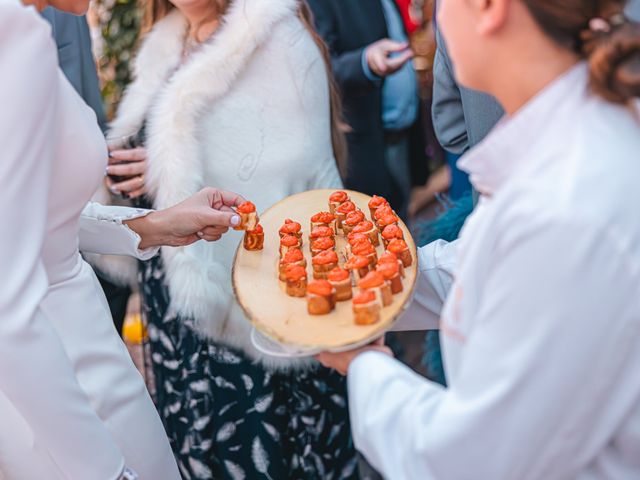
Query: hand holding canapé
125,187,245,249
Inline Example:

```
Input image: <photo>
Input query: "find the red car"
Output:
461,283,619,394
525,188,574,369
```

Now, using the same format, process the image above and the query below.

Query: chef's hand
125,187,246,249
365,39,414,77
315,337,393,376
105,147,148,199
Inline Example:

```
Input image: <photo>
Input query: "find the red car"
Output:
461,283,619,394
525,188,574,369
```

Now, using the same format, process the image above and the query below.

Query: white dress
0,2,179,479
349,64,640,479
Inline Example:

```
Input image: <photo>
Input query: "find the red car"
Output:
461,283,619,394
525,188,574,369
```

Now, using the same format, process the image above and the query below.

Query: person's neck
180,6,221,43
486,37,580,116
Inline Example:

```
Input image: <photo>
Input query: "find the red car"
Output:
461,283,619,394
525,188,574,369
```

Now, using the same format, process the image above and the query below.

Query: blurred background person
308,0,429,220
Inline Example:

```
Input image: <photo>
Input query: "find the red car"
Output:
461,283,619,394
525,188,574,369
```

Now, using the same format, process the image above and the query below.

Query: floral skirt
139,255,358,480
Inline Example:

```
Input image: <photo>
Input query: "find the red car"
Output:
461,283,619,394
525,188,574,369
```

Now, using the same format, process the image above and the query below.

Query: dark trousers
384,132,411,221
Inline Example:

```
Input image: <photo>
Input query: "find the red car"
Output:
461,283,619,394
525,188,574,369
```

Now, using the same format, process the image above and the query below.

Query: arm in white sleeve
79,202,158,259
348,216,640,479
391,239,457,332
0,7,124,479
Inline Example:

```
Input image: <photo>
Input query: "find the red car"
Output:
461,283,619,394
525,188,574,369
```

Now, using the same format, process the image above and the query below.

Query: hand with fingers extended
365,39,414,78
124,187,247,249
105,147,148,199
315,336,393,376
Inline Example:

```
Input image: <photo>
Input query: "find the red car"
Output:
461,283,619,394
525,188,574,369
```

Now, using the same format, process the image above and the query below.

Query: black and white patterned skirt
139,255,359,480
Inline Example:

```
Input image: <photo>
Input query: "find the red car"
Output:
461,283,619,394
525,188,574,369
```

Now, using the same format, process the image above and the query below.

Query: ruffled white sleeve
0,4,124,479
79,202,158,259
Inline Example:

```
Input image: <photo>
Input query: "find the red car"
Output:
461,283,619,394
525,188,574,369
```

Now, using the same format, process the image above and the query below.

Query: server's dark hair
522,0,640,104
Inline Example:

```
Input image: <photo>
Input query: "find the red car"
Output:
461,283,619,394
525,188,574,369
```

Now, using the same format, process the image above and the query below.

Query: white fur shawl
96,0,343,368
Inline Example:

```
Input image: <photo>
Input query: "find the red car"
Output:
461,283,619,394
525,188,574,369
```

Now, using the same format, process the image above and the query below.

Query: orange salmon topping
352,221,375,234
311,211,336,224
353,290,376,305
237,201,256,214
348,233,370,246
312,250,339,265
381,224,403,240
307,280,333,296
374,205,394,220
358,271,385,289
282,248,304,263
351,241,375,256
376,261,399,279
328,267,350,282
368,195,388,208
387,239,409,253
345,255,370,270
311,237,335,251
377,213,399,227
279,219,301,234
310,226,334,239
378,252,398,264
280,235,300,247
285,264,307,281
329,191,349,203
344,210,366,226
336,201,356,214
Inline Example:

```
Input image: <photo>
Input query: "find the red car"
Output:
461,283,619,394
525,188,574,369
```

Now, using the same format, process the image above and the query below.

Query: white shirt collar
458,63,589,196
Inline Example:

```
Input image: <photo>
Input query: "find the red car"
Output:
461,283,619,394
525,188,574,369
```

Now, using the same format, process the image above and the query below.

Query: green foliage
95,0,143,119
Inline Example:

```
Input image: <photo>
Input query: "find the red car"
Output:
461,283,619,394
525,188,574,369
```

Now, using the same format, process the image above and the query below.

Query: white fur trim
161,246,232,338
82,252,139,289
144,0,299,209
101,0,337,368
145,0,298,354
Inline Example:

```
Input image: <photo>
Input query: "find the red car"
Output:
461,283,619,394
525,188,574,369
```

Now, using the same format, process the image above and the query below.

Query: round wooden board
232,189,418,351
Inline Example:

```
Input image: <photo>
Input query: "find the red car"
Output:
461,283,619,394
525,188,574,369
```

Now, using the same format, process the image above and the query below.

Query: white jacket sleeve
391,239,457,332
0,6,124,479
348,217,640,479
79,202,158,259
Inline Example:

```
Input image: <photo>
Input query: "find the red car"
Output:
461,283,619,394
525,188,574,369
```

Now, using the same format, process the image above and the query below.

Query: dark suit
41,8,107,130
42,9,130,335
307,0,427,214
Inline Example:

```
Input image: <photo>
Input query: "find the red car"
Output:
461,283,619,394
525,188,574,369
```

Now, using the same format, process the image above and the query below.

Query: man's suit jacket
307,0,427,209
431,26,504,155
41,8,106,131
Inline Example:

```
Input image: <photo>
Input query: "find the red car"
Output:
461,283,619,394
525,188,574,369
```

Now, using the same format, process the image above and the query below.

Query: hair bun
588,21,640,104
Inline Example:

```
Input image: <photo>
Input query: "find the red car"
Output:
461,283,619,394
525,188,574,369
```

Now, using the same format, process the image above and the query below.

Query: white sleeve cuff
79,202,159,259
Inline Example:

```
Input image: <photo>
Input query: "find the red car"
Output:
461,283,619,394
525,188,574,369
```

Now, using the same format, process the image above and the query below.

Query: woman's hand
105,148,148,199
315,337,393,376
125,187,246,249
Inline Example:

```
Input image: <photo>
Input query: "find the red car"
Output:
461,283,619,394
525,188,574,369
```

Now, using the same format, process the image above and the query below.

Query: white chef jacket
348,63,640,479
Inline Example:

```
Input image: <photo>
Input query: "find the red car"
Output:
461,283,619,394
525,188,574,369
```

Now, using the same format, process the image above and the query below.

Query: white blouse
349,64,640,479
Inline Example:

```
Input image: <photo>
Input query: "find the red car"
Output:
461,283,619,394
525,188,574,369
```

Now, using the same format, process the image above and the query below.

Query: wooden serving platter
232,189,418,352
